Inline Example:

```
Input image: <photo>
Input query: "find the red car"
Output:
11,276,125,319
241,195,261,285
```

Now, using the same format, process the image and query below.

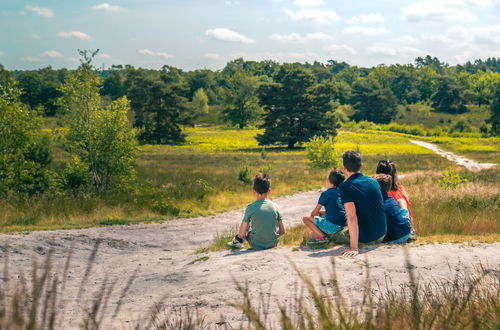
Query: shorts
314,216,344,235
385,233,411,244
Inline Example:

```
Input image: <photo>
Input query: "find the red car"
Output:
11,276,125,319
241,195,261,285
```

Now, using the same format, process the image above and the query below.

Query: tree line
1,55,500,148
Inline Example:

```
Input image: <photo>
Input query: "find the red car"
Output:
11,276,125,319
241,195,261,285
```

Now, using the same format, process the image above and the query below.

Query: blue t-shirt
318,188,346,226
382,194,412,242
338,172,387,243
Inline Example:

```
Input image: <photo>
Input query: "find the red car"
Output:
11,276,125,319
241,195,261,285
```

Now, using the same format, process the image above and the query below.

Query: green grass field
0,126,498,242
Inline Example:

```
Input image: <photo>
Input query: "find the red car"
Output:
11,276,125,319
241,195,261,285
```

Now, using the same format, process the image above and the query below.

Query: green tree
128,66,194,144
415,66,438,101
220,72,262,129
0,84,54,195
192,88,209,115
58,50,137,192
257,65,337,148
431,76,467,113
350,77,398,124
489,82,500,135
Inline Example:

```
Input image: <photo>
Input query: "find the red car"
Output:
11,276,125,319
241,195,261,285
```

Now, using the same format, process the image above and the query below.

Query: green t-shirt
243,199,282,250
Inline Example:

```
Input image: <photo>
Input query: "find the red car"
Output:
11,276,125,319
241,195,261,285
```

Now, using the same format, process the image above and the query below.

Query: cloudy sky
0,0,499,71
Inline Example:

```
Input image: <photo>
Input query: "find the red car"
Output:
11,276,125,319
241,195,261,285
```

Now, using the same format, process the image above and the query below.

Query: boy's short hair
253,173,270,194
328,168,345,187
374,174,392,194
342,150,362,172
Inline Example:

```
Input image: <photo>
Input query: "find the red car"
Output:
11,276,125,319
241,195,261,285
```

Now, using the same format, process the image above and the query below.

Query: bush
305,136,339,168
439,166,468,189
238,163,252,184
63,156,91,191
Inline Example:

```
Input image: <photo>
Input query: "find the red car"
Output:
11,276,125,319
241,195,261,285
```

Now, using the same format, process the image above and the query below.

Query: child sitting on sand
374,174,412,244
228,173,285,250
302,168,346,243
376,160,414,228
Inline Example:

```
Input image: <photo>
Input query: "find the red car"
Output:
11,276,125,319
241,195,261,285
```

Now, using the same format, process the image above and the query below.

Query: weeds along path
410,140,496,171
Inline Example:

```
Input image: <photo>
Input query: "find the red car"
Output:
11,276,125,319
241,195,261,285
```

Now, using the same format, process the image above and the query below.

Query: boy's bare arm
310,204,323,217
343,202,359,257
238,221,249,239
397,199,407,209
278,220,285,236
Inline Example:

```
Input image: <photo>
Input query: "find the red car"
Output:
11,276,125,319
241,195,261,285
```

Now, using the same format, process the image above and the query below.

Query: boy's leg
302,216,326,239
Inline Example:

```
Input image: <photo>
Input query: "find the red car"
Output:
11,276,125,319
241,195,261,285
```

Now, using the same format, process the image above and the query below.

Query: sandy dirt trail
0,142,498,328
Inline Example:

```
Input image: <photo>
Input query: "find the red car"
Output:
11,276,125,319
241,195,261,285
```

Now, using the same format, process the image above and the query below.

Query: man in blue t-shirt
302,169,346,242
335,150,387,257
374,174,412,243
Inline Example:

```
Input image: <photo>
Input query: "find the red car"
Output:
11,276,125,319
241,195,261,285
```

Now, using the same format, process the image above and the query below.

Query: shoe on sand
228,238,243,249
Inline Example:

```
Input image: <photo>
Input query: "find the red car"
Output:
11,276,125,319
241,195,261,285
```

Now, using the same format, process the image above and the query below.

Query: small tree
488,82,500,136
192,88,209,115
220,71,262,129
0,83,54,195
58,50,137,192
305,136,339,168
431,76,467,114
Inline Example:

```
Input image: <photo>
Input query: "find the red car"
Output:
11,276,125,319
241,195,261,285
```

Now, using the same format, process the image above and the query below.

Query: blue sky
0,0,499,70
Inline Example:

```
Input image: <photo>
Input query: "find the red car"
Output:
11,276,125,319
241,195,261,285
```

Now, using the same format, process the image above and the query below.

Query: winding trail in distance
410,139,496,171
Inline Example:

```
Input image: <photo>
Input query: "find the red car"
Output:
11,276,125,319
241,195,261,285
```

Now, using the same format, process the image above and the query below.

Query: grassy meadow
1,126,499,244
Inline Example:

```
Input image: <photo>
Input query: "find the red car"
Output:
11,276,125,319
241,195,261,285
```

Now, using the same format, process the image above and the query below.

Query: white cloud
293,0,324,7
41,51,63,57
57,31,93,40
224,1,240,5
304,32,332,40
342,26,389,36
286,9,340,24
346,13,385,24
30,34,41,39
270,33,302,42
98,53,112,59
367,46,422,57
23,57,41,62
138,49,174,59
447,25,471,40
324,44,357,55
397,35,420,44
91,3,124,12
203,53,221,59
24,5,53,17
0,51,4,56
401,1,477,22
472,25,500,45
467,0,500,6
422,33,460,46
205,28,255,44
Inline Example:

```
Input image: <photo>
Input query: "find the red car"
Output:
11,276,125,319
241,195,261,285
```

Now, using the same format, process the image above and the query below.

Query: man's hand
342,248,358,258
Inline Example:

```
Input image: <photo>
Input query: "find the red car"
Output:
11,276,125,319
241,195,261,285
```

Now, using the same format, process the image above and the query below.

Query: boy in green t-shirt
228,173,285,250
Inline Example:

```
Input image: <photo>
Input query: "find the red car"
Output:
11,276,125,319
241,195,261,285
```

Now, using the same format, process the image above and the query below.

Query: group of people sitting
228,150,414,257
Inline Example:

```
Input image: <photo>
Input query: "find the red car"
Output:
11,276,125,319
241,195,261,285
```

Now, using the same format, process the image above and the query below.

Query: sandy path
410,139,496,171
0,142,498,328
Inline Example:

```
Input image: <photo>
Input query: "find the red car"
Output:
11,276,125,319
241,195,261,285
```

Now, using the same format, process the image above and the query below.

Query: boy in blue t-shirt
302,168,347,242
374,174,412,243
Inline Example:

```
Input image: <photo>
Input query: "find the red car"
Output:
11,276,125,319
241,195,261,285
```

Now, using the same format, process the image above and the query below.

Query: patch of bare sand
1,188,498,328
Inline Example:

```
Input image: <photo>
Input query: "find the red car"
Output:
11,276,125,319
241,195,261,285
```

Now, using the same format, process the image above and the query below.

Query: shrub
238,163,252,184
439,166,468,189
63,156,91,191
305,136,339,169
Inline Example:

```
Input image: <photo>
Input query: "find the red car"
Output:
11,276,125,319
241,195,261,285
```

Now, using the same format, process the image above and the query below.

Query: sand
0,141,498,328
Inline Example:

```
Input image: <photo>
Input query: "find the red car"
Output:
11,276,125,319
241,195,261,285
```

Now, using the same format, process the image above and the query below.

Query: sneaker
228,238,243,249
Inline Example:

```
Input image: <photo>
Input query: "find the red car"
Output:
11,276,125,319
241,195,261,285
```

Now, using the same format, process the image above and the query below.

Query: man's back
339,173,387,243
243,199,281,249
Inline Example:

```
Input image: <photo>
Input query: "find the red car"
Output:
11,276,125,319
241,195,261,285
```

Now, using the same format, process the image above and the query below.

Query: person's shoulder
264,199,280,210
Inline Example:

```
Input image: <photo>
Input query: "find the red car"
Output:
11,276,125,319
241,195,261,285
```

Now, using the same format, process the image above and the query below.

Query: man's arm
278,220,285,236
238,221,249,239
343,202,359,257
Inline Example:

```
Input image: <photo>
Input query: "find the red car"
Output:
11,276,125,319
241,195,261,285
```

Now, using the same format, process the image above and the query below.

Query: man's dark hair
328,168,345,187
376,159,398,191
342,150,362,172
253,173,270,194
374,174,392,194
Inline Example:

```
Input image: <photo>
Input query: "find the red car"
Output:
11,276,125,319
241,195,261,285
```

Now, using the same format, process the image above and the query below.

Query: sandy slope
0,142,498,328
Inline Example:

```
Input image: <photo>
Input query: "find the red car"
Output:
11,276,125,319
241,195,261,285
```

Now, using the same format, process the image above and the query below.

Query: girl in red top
376,160,414,227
